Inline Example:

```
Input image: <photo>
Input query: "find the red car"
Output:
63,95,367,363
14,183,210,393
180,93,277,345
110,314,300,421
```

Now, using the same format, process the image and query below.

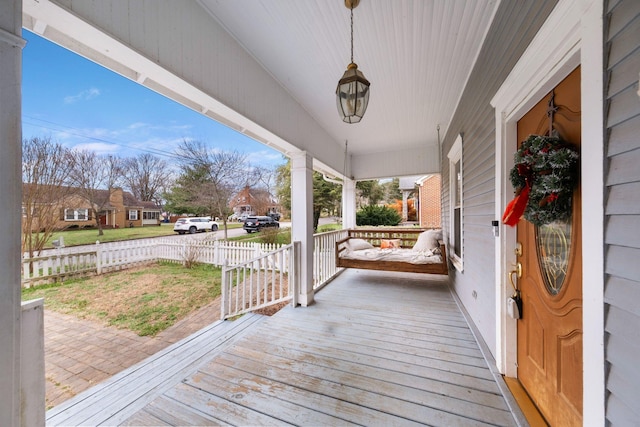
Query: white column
342,178,356,229
290,152,314,306
0,1,26,425
402,190,410,221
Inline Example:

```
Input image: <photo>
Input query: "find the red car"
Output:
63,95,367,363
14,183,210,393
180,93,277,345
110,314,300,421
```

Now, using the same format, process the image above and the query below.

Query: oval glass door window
535,218,572,295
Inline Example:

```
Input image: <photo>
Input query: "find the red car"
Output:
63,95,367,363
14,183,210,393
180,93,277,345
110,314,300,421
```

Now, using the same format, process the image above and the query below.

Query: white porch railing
313,229,348,290
221,242,298,320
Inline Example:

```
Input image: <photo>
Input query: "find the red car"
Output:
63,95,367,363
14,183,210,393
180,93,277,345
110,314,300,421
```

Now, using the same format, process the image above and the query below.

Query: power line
22,115,185,160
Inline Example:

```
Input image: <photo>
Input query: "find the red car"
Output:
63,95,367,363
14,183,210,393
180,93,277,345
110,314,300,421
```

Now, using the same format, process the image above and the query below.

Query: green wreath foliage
509,135,579,226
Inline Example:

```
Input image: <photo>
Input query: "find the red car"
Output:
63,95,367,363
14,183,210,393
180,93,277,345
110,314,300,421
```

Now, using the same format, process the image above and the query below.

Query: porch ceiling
198,0,499,162
22,0,499,179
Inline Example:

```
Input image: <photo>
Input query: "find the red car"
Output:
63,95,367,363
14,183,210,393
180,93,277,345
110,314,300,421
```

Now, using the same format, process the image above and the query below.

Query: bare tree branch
171,140,247,239
67,150,124,236
22,137,73,256
122,153,173,207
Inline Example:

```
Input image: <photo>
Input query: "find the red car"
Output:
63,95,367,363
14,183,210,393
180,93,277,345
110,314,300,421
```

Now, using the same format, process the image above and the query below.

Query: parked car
173,217,219,234
242,215,280,233
268,212,281,221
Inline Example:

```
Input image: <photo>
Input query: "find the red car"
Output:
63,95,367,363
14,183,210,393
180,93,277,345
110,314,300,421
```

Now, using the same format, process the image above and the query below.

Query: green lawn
22,261,222,336
44,222,243,248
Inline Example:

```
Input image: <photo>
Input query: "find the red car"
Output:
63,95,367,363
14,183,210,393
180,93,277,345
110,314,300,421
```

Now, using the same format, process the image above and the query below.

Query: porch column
0,1,25,425
290,152,314,306
402,190,410,221
342,178,356,229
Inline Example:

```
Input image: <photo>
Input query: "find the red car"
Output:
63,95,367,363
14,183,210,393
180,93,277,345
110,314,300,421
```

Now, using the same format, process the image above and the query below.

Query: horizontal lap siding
604,1,640,425
440,0,558,357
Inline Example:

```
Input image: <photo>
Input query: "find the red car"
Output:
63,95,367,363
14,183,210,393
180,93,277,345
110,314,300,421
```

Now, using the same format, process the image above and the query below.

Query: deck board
49,269,520,426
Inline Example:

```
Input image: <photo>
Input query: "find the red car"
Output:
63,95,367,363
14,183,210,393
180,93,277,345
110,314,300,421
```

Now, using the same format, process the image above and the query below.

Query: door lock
509,262,522,295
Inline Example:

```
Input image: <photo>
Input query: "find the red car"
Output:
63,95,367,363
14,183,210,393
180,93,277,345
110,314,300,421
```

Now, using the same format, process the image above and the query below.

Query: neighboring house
397,175,420,222
3,1,639,426
416,175,441,229
22,185,161,230
229,185,279,219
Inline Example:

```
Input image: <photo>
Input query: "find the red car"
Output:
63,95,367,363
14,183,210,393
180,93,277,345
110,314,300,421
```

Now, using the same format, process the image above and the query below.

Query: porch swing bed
336,228,449,275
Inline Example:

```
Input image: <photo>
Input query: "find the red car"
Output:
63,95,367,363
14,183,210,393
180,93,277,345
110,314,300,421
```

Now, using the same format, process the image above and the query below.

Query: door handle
508,262,522,295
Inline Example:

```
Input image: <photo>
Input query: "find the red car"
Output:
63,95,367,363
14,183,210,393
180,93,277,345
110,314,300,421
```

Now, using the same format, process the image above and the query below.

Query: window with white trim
448,135,463,271
65,208,89,221
128,210,139,221
143,211,159,220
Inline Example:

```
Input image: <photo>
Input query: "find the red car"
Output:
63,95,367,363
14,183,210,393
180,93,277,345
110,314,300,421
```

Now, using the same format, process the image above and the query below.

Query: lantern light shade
336,62,370,124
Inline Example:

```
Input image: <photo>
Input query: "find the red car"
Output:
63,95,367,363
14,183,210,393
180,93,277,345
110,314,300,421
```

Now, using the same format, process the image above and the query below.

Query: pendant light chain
350,5,354,64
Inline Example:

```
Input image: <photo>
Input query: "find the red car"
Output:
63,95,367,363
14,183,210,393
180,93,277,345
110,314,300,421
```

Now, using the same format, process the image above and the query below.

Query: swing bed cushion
336,229,449,275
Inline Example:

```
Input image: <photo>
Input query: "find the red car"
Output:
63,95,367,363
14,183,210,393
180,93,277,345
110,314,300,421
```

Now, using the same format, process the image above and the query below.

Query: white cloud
63,87,101,104
127,122,148,130
71,142,120,154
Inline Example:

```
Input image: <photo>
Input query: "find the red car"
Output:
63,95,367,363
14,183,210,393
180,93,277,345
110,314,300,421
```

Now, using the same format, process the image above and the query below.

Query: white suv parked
173,217,219,234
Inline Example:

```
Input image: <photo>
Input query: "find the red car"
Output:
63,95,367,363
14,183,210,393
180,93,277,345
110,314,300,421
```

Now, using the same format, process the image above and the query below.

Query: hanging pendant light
336,0,370,124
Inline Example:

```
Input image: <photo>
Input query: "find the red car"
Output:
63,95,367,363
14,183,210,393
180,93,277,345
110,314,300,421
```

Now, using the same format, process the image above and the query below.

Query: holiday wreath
502,134,579,227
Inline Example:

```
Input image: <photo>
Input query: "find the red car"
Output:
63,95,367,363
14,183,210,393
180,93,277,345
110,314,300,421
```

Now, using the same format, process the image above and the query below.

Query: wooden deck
47,269,524,426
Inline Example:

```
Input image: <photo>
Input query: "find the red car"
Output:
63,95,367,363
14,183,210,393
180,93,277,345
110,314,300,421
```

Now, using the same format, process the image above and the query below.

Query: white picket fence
21,238,284,286
22,230,350,292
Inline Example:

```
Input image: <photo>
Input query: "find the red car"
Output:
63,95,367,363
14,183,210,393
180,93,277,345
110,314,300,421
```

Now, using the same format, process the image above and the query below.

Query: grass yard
22,261,222,336
45,222,243,248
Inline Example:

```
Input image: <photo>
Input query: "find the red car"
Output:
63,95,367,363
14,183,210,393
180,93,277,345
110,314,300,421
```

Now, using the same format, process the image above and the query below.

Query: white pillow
413,229,442,251
348,238,374,251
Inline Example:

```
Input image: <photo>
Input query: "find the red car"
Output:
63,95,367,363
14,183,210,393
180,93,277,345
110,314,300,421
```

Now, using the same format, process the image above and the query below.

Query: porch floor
47,269,523,426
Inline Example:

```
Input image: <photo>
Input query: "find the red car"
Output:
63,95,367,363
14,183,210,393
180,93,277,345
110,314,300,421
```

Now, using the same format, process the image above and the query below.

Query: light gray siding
440,0,558,356
604,1,640,425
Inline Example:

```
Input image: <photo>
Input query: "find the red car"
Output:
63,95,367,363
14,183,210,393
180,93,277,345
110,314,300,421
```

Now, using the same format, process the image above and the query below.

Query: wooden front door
515,67,582,426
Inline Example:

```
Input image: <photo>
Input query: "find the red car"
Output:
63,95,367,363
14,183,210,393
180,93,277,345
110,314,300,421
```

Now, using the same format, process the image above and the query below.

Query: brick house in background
229,185,280,219
23,185,161,231
416,175,441,229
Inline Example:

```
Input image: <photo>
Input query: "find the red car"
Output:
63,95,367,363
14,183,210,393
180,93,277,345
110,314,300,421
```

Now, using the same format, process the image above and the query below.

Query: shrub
259,228,291,245
356,205,402,226
259,227,280,245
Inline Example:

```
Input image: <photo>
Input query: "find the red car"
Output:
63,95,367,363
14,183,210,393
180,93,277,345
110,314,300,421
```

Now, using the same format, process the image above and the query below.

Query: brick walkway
44,298,223,409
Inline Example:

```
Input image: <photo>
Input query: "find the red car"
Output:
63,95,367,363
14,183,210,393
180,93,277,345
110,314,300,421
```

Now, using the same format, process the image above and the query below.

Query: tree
250,165,278,200
356,180,384,207
382,177,402,203
388,198,417,221
248,187,276,216
167,140,247,239
21,137,73,256
274,158,342,231
275,159,292,215
313,172,341,230
67,150,124,236
122,153,172,206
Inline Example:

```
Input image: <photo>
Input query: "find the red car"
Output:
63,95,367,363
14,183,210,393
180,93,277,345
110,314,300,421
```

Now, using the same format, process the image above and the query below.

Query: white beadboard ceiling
198,0,499,158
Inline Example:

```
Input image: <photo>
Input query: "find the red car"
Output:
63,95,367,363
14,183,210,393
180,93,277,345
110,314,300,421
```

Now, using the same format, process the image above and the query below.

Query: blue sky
21,30,285,170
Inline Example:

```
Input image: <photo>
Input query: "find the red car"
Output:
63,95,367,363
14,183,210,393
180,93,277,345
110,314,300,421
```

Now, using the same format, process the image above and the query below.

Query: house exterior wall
603,1,640,424
440,0,558,357
23,187,160,230
418,175,441,229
